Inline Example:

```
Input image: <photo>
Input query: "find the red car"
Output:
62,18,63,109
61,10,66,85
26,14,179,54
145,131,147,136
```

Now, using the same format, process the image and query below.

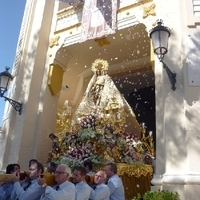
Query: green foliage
56,157,81,170
132,190,180,200
132,194,143,200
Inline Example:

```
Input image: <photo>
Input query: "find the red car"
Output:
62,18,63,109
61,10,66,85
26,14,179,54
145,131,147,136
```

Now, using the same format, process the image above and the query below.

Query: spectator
13,164,20,173
47,162,57,174
83,160,95,185
38,164,75,200
83,160,95,176
72,166,91,200
105,163,125,200
89,170,110,200
11,161,44,200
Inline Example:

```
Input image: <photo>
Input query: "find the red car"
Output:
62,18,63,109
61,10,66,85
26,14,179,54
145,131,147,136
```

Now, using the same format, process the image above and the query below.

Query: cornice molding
151,174,200,186
55,0,154,34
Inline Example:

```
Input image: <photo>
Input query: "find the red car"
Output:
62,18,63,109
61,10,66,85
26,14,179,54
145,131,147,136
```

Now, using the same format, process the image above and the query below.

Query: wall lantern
149,19,176,91
0,67,22,115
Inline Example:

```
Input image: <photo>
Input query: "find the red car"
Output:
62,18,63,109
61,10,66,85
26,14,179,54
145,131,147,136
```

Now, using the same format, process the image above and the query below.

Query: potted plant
132,190,180,200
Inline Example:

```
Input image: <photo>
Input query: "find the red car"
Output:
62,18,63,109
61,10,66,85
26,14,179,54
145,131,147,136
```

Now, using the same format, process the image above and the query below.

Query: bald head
94,170,107,185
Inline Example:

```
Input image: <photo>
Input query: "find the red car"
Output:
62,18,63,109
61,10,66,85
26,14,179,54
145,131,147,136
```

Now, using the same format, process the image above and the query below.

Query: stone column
151,0,200,199
0,0,59,170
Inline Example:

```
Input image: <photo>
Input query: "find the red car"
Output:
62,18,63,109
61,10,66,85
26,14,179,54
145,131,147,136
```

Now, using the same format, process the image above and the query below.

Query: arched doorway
55,22,155,145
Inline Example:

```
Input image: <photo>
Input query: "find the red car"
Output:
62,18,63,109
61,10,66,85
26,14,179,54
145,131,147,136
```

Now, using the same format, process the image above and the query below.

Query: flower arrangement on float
54,111,151,169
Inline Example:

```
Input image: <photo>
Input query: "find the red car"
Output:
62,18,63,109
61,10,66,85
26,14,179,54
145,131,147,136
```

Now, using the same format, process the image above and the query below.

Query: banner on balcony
80,0,117,42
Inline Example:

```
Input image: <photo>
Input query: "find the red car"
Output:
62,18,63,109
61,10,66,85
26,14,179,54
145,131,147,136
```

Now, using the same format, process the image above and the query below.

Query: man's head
55,164,71,185
13,164,20,173
94,171,107,185
72,166,87,184
105,163,117,178
47,162,57,174
29,162,44,180
6,164,14,174
83,160,93,173
29,159,38,167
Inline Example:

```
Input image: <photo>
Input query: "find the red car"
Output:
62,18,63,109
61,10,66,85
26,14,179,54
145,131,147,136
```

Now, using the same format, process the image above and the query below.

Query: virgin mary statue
75,59,141,135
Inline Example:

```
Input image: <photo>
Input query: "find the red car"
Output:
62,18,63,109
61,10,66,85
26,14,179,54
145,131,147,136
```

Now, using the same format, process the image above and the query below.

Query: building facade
0,0,200,199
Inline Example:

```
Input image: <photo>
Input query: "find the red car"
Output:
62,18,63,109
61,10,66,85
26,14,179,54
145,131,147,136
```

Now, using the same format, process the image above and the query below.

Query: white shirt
11,179,44,200
40,180,75,200
107,174,125,200
90,183,110,200
75,181,91,200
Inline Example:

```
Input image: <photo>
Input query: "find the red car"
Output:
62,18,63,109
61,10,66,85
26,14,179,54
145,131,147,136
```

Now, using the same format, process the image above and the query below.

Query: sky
0,0,26,125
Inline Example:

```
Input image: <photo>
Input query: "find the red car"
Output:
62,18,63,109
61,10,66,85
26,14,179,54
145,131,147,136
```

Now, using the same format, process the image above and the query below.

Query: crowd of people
0,159,125,200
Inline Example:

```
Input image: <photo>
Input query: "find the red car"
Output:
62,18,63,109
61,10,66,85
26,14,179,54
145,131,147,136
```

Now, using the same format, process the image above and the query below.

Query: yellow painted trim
142,3,156,19
49,36,60,48
117,0,153,13
48,64,64,96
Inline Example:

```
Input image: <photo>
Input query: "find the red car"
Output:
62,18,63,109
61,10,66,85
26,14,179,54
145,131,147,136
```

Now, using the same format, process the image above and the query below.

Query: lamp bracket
3,96,22,115
161,61,176,91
